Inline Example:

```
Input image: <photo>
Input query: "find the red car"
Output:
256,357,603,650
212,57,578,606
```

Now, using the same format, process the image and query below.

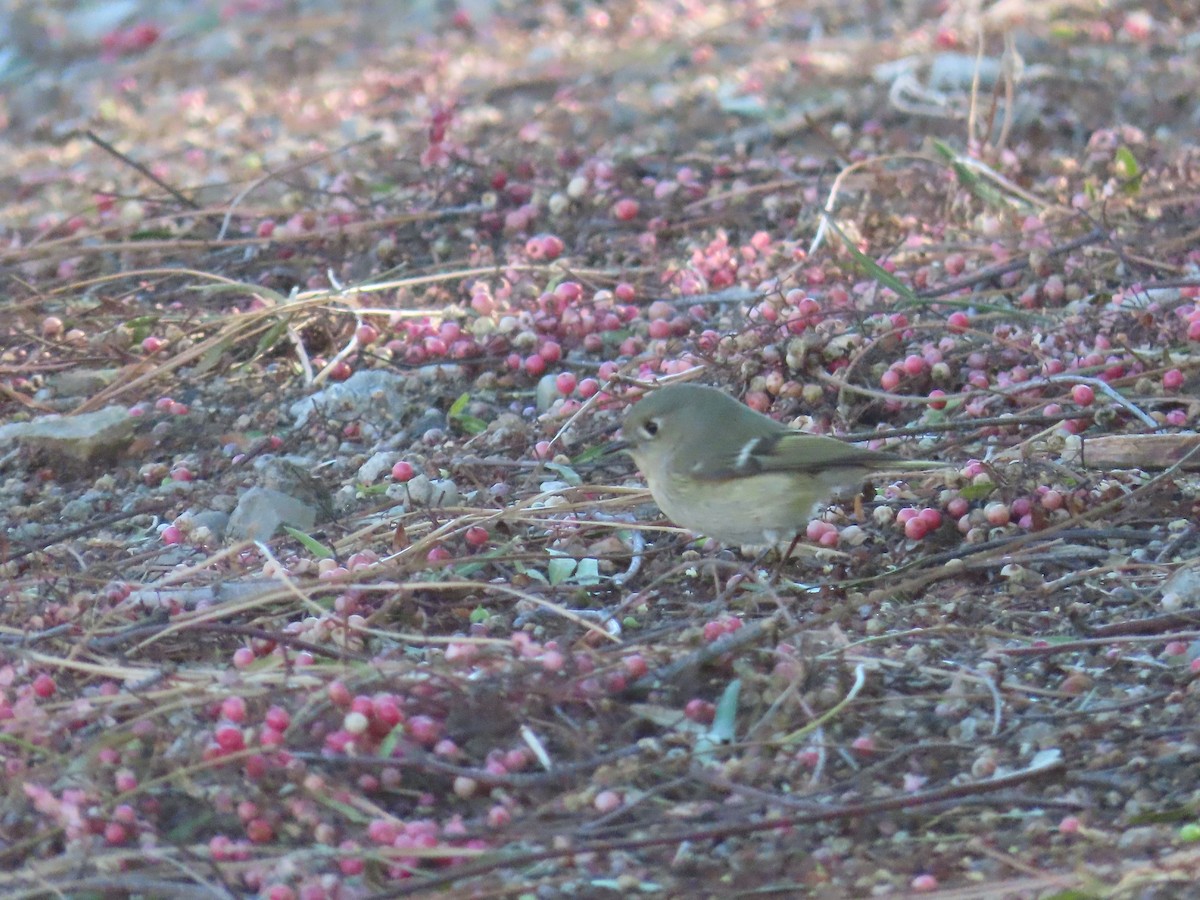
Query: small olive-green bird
612,383,944,545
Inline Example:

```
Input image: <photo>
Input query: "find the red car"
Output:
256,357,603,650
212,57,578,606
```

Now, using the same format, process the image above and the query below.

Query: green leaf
253,318,290,358
543,462,583,486
1114,146,1142,194
1125,806,1195,826
824,218,918,303
572,443,616,466
448,392,470,418
696,679,740,762
958,481,996,501
123,316,159,343
469,606,490,624
710,679,741,744
573,558,601,585
282,526,334,558
448,392,487,434
930,139,1009,208
378,724,404,759
547,556,577,585
455,415,488,434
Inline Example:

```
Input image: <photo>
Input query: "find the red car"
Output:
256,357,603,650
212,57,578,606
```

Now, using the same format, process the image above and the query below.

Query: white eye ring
640,419,660,438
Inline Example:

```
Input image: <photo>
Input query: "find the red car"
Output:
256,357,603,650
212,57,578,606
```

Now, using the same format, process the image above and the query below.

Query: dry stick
915,225,1106,299
1088,611,1200,638
625,613,781,697
294,742,643,789
82,129,201,211
996,632,1200,658
216,133,382,240
375,756,1066,897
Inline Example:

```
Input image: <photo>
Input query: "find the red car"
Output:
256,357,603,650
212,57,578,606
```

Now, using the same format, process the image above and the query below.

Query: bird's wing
686,432,905,480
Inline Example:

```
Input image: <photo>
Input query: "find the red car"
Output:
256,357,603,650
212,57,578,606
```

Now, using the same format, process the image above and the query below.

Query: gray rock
0,406,136,470
290,370,413,427
357,451,397,484
226,487,319,542
46,369,119,399
190,510,231,539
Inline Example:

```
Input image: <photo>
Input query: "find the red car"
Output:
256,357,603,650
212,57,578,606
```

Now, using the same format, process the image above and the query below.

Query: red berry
684,699,715,724
612,198,640,221
214,724,245,752
33,674,56,698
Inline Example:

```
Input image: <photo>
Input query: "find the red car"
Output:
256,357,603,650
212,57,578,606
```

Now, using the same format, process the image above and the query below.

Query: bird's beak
601,439,630,456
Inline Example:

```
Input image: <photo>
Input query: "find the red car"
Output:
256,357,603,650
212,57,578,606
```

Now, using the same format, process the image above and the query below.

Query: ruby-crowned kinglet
611,383,943,545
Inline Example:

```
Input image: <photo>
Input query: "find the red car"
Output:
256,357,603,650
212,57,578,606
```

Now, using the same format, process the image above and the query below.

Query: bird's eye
641,418,660,438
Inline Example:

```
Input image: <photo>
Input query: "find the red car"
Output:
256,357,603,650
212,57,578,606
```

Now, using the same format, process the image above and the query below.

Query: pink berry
594,790,622,813
161,525,184,545
984,502,1011,526
577,377,599,399
464,526,489,548
552,372,576,396
1071,384,1095,406
928,389,947,410
1059,815,1081,834
851,735,876,753
553,281,581,303
232,647,255,669
214,724,245,752
684,699,715,724
33,674,56,698
612,198,640,221
523,354,546,376
880,369,901,391
221,696,247,723
904,517,928,540
406,714,443,746
806,519,831,541
392,461,415,482
471,293,495,315
1163,369,1184,391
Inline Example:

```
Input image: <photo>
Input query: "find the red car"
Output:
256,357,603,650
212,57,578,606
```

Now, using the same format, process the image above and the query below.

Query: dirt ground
2,1,1200,897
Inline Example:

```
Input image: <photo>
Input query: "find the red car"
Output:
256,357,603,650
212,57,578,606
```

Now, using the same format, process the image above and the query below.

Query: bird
611,383,945,546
